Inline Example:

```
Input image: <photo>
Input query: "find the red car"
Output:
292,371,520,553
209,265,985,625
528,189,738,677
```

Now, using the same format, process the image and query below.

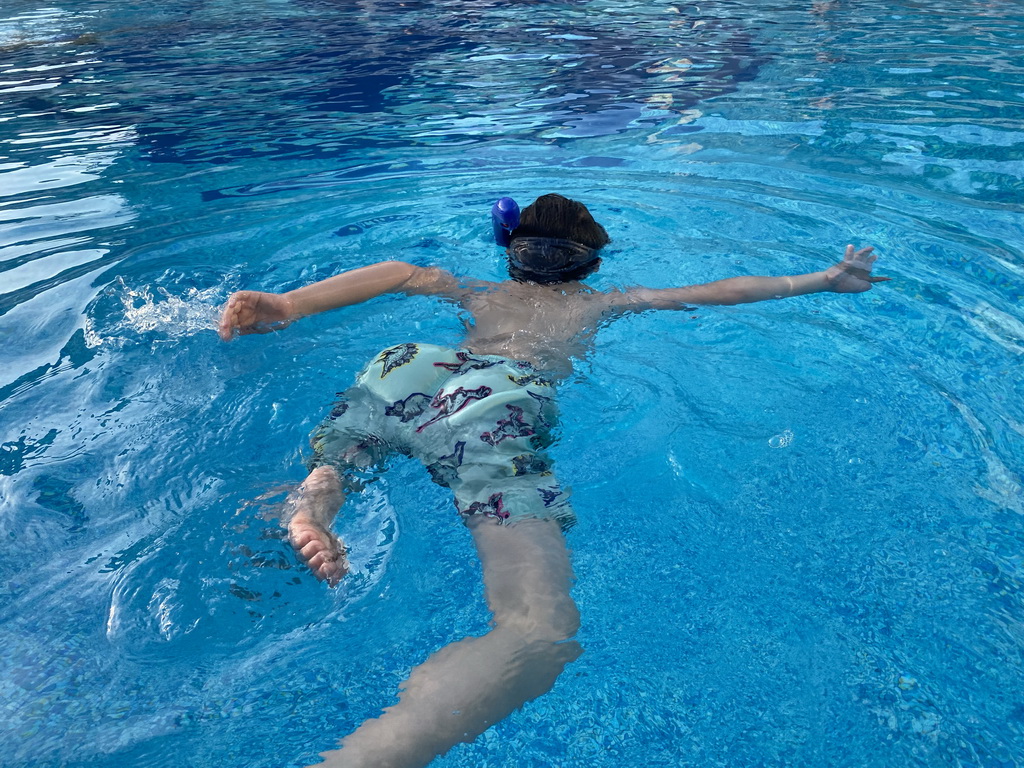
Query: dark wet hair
507,194,610,283
510,194,610,249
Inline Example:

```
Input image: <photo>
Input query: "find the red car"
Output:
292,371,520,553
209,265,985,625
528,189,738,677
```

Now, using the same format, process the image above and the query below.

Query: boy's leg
312,516,581,768
287,465,348,586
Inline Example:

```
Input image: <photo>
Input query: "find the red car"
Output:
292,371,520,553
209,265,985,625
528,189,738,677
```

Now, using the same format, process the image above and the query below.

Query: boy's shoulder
402,266,501,300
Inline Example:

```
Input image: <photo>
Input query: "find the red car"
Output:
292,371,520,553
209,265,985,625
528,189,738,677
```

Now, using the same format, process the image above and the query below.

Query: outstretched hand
825,245,890,293
218,290,296,341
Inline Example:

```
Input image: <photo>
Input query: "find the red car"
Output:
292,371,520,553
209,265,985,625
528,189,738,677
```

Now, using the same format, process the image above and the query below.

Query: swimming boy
218,193,885,768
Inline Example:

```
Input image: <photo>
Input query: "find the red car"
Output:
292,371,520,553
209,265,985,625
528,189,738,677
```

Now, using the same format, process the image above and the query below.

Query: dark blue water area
2,1,1024,767
0,0,761,167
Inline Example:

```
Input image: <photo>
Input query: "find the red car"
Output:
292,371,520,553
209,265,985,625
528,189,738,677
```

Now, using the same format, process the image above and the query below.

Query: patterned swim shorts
310,343,575,530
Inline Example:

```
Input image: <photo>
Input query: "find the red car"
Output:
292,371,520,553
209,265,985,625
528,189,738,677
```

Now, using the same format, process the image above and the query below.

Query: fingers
218,291,291,340
217,297,236,341
846,245,874,261
218,291,266,340
218,291,249,341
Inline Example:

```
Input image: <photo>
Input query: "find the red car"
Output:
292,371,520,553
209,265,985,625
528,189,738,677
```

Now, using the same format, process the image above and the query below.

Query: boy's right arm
218,261,483,340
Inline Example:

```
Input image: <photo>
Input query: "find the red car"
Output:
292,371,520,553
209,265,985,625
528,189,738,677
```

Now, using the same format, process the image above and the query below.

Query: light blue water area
1,0,1023,766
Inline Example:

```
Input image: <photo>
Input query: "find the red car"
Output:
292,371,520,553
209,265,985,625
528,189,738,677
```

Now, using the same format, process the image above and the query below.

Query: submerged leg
313,516,581,768
286,465,348,586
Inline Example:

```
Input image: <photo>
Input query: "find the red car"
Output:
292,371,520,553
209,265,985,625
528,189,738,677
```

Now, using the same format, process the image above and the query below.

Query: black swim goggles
507,237,600,284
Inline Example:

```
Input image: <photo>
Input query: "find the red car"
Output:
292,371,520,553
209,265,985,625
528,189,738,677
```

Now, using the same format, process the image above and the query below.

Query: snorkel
491,197,520,247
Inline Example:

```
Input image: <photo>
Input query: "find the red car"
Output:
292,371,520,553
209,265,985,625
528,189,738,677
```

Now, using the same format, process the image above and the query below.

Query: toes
324,567,344,588
290,529,314,549
322,557,349,588
310,552,346,587
307,547,338,571
288,517,346,585
300,538,328,561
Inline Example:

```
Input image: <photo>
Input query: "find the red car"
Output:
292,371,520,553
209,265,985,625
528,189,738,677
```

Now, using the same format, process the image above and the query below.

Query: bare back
409,271,623,377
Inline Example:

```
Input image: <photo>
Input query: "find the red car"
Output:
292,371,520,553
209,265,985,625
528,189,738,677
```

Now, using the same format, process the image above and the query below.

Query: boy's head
507,194,610,284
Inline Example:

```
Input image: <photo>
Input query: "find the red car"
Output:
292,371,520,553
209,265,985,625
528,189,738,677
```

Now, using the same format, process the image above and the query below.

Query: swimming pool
2,0,1022,765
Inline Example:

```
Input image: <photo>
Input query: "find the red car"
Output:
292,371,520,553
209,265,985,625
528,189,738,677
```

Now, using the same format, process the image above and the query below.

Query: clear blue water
2,1,1023,766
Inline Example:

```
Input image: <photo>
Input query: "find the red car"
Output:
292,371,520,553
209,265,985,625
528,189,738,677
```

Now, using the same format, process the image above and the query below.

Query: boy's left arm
610,245,887,312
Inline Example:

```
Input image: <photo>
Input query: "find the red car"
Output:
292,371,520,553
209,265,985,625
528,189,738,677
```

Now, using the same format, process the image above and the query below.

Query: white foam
85,276,221,348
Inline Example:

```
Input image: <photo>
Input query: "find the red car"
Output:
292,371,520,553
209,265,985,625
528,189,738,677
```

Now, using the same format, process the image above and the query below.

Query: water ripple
1,1,1023,767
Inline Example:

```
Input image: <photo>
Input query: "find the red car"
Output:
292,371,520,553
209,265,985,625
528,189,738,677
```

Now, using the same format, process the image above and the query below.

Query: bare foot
286,466,349,587
289,514,348,587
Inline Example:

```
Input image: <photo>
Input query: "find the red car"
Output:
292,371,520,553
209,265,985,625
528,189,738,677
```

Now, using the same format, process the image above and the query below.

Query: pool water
2,1,1023,766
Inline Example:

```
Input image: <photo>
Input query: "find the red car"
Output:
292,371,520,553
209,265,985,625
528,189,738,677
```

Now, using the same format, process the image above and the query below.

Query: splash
85,276,221,348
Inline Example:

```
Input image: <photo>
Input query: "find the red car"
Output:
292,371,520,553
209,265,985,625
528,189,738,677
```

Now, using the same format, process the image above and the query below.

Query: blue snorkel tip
491,197,520,247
